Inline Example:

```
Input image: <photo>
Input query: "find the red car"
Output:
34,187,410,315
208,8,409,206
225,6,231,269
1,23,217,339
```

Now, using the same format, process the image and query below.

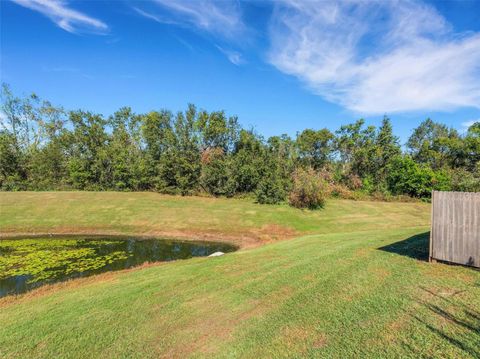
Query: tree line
1,84,479,206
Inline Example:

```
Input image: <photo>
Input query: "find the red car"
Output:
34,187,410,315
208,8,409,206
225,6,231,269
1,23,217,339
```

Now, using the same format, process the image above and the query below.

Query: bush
288,167,328,209
342,173,363,190
386,155,452,198
431,169,451,191
200,148,235,196
255,173,287,204
329,183,354,199
450,167,480,192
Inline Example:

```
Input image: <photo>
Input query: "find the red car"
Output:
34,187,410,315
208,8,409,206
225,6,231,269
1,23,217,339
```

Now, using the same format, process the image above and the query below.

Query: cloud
11,0,108,34
42,66,79,73
134,1,246,65
132,7,181,26
136,0,245,39
216,45,245,65
41,65,94,79
461,120,479,129
268,0,480,114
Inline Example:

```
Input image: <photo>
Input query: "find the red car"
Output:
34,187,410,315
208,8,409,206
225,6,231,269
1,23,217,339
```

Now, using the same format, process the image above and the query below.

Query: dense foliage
1,84,479,204
289,167,328,209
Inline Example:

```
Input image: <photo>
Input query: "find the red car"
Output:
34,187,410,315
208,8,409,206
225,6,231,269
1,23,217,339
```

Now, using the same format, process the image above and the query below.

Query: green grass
0,192,430,243
1,192,479,358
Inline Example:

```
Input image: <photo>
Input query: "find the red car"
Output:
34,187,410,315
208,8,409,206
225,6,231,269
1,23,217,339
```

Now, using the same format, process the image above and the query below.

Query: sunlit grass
0,191,430,243
0,192,478,358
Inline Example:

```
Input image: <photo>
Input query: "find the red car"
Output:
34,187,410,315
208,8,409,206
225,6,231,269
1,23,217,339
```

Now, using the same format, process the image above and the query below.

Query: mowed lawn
0,192,430,245
0,192,479,358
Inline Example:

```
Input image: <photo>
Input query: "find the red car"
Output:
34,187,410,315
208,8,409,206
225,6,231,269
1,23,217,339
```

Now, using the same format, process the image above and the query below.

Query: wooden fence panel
430,191,480,268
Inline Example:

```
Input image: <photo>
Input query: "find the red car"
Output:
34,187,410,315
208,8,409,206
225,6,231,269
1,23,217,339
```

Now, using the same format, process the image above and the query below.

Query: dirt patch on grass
312,334,328,349
382,311,414,344
354,247,372,259
252,224,298,242
0,223,297,249
274,325,328,354
369,267,391,281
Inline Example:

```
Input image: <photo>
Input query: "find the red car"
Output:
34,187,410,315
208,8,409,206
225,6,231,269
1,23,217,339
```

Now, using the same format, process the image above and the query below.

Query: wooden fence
429,191,480,268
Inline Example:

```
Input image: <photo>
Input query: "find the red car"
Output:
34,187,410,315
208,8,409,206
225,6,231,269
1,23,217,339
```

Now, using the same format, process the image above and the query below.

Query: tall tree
374,116,401,182
67,111,109,189
407,118,461,169
140,110,176,191
172,106,201,195
296,128,334,170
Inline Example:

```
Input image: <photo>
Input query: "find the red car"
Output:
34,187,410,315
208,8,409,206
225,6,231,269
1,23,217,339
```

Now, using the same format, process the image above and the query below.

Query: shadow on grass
378,232,429,261
411,287,480,357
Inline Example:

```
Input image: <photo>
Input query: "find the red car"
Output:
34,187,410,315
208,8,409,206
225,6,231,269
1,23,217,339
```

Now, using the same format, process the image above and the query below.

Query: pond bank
0,235,237,297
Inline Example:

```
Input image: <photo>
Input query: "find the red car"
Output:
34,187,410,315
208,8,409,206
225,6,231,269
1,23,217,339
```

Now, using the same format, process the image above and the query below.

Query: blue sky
1,0,480,144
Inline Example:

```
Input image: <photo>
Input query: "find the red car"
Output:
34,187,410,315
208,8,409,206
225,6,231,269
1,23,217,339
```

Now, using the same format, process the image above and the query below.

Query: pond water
0,236,236,297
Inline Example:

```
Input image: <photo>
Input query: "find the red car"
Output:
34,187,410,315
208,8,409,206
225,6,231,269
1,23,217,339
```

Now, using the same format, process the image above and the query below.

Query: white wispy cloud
268,0,480,114
461,120,479,129
151,0,245,39
11,0,108,34
42,65,80,73
216,45,245,65
41,65,93,79
134,1,246,65
132,7,180,26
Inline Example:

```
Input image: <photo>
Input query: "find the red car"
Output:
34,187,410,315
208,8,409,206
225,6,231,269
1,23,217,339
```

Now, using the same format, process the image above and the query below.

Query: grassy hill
0,192,479,358
0,192,430,246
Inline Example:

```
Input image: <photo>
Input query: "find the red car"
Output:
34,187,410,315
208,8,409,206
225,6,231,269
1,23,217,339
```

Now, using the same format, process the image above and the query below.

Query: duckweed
0,239,131,283
0,236,236,297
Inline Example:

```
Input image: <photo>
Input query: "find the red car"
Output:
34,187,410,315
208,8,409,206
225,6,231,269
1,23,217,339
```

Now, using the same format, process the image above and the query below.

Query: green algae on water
0,236,236,297
0,239,131,283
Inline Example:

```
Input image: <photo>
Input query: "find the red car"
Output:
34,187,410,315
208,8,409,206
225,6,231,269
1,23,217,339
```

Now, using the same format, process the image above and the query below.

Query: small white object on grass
208,251,225,257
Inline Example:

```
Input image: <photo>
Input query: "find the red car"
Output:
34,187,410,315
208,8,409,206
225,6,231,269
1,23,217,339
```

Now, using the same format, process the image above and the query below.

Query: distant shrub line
1,84,479,208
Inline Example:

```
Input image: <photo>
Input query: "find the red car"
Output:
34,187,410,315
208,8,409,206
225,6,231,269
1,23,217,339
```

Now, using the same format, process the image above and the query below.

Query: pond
0,236,236,297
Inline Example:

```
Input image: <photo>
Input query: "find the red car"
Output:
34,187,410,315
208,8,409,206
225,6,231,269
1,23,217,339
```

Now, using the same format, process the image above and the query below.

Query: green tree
462,122,480,172
197,110,239,152
407,118,462,170
335,119,377,184
386,155,450,198
231,130,265,193
296,128,334,170
140,110,176,191
105,108,148,190
172,106,201,195
374,116,401,183
200,147,235,196
0,131,26,190
67,111,109,190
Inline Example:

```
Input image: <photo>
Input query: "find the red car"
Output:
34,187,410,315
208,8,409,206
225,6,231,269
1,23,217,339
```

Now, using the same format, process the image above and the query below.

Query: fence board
430,191,480,268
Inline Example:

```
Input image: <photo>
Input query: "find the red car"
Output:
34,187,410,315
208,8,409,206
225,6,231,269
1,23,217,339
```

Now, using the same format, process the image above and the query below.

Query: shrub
431,169,452,191
288,167,328,209
200,148,235,196
255,173,287,204
450,167,480,192
329,183,354,199
361,175,375,194
342,173,363,190
386,155,452,198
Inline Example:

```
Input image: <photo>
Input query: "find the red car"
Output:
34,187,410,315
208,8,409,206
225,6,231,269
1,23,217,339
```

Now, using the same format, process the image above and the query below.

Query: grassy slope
0,192,479,358
0,192,430,245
